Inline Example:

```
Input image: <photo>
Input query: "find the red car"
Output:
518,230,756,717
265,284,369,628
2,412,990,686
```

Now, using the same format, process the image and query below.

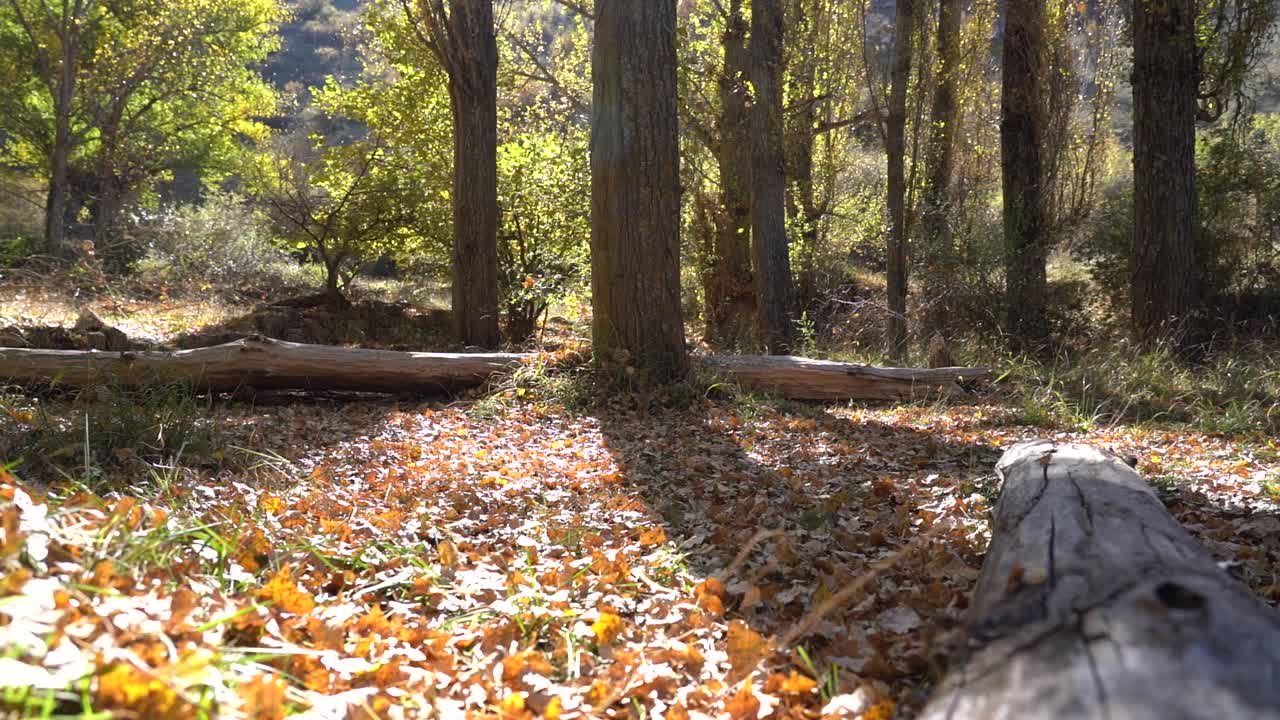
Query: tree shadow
589,389,1004,698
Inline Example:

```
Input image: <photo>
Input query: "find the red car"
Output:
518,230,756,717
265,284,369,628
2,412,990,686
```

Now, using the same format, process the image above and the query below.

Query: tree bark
590,0,689,382
919,0,962,340
920,441,1280,720
1132,0,1201,350
750,0,797,355
0,337,529,394
784,0,822,317
445,0,501,349
886,0,915,364
702,354,988,401
1002,0,1049,352
45,48,78,258
705,0,756,350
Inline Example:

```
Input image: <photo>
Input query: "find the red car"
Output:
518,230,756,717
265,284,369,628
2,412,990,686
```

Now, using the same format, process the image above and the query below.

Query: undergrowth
983,336,1280,435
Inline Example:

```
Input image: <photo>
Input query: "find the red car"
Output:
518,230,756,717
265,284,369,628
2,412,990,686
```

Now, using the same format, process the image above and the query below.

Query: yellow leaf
592,611,625,644
812,582,833,608
438,540,459,569
499,692,527,716
585,679,610,706
544,696,563,720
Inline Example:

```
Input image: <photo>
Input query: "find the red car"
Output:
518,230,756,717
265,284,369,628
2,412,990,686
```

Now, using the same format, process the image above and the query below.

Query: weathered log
0,336,531,394
920,441,1280,720
701,354,989,401
0,338,991,400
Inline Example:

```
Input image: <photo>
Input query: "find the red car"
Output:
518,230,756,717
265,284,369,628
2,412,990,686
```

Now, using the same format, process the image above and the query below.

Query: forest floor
1,273,1279,719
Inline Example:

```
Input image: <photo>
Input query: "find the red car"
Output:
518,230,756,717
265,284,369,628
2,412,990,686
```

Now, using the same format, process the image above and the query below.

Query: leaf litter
1,386,1278,719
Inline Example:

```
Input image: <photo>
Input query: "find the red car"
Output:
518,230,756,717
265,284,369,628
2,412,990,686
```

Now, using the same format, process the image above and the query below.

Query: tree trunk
705,1,756,350
0,337,529,394
785,0,821,317
590,0,689,382
1002,0,1049,352
45,91,74,257
446,0,501,349
919,0,962,340
750,0,797,355
886,0,915,364
920,441,1280,720
702,354,989,401
1132,0,1201,350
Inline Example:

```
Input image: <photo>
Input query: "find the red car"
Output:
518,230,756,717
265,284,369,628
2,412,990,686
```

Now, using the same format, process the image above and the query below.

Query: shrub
134,192,298,287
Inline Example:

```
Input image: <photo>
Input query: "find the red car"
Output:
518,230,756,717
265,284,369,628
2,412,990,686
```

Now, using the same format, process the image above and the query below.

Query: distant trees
0,0,281,258
590,0,688,380
1131,0,1200,348
402,0,501,348
1002,0,1049,351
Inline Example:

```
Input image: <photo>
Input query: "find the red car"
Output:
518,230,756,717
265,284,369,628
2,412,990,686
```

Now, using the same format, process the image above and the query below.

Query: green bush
134,191,299,287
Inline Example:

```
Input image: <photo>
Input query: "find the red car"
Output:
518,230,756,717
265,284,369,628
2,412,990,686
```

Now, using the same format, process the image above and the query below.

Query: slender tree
750,0,797,354
590,0,688,381
402,0,501,348
886,0,915,363
919,0,962,340
1002,0,1049,351
1131,0,1199,348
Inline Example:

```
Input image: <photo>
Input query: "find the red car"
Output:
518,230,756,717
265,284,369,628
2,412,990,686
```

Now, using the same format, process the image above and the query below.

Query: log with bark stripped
700,355,989,401
0,338,991,400
0,336,532,394
920,441,1280,720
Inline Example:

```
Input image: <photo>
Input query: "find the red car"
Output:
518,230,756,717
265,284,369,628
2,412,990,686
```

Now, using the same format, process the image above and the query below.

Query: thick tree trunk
1132,0,1201,350
886,0,915,364
0,337,529,394
446,0,501,349
703,354,988,401
919,0,962,340
750,0,797,355
705,1,756,350
590,0,688,382
1002,0,1049,352
0,338,989,401
921,441,1280,720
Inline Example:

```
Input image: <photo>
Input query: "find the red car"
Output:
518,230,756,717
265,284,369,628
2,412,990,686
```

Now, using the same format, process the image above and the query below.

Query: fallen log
0,335,532,394
0,337,991,400
701,354,989,401
920,441,1280,720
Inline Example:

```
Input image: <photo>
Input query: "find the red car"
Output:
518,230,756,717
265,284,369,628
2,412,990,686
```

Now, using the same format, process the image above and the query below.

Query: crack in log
1077,614,1113,720
1067,469,1097,534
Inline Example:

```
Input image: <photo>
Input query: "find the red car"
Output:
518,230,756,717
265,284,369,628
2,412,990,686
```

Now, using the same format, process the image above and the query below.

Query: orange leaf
726,621,771,681
724,679,761,720
639,526,667,546
256,565,315,615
